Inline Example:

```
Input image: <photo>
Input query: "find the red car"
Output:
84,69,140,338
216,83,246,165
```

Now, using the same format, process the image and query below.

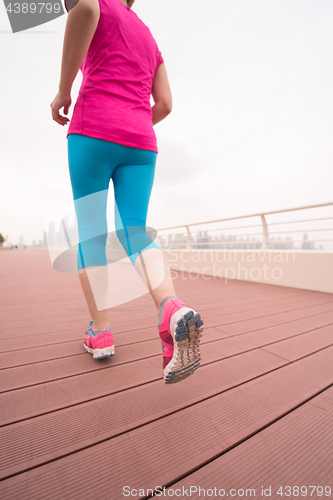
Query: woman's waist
80,75,151,106
78,90,151,114
73,98,154,129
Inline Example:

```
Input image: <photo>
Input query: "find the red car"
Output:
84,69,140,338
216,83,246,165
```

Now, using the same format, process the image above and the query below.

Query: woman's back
67,0,164,152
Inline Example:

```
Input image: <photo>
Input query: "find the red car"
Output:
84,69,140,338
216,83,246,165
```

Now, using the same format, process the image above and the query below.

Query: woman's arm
151,63,172,126
59,0,100,95
50,0,100,126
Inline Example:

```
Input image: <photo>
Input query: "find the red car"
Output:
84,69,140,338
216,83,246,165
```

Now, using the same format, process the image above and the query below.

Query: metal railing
157,202,333,251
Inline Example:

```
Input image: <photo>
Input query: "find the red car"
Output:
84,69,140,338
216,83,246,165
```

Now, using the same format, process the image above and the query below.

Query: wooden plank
1,295,331,352
166,386,333,497
1,288,330,339
216,301,333,335
1,311,332,391
262,324,333,360
1,248,332,498
0,349,286,479
0,327,230,370
0,346,332,498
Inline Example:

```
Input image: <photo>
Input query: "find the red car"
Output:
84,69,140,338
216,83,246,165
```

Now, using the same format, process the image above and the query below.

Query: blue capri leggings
67,133,162,271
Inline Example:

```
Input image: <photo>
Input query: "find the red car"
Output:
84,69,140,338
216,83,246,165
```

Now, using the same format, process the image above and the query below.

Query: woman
50,0,204,383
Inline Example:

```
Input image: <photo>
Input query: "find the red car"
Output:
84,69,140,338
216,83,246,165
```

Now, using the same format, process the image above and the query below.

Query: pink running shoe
158,295,204,384
84,326,115,359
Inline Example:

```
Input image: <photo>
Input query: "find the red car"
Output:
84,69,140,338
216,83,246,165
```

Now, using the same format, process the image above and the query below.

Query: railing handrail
157,201,333,232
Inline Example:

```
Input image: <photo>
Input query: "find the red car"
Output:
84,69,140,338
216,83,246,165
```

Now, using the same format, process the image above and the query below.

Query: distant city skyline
8,221,323,252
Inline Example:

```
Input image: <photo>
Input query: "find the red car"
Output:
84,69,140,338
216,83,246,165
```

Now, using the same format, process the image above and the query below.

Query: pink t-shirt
66,0,164,153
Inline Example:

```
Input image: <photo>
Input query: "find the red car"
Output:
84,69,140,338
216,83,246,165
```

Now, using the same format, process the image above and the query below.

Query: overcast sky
1,0,332,245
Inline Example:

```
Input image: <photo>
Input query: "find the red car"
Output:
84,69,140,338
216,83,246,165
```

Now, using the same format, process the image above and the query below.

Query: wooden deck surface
0,248,332,499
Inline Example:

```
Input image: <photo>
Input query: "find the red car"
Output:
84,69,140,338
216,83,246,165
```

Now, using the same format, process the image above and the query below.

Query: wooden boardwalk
0,248,332,499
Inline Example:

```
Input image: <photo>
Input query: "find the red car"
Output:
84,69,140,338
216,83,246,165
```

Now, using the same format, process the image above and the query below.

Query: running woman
50,0,204,383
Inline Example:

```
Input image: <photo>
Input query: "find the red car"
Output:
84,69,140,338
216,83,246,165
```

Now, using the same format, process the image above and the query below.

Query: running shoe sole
84,343,115,360
163,307,203,384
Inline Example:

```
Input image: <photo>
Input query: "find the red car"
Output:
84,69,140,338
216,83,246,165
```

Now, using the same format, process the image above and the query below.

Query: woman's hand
50,90,72,126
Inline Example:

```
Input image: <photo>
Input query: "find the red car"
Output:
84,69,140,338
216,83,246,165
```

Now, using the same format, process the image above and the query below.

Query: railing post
185,226,193,249
260,214,269,249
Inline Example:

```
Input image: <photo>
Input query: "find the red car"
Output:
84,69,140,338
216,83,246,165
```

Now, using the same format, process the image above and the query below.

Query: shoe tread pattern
165,309,203,384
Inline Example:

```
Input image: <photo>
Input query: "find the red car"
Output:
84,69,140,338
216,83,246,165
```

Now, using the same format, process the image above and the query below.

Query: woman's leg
112,146,203,383
67,134,113,330
78,268,109,330
111,147,176,310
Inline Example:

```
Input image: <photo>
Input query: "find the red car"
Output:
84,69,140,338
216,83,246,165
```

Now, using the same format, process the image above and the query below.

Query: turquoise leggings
67,134,162,271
